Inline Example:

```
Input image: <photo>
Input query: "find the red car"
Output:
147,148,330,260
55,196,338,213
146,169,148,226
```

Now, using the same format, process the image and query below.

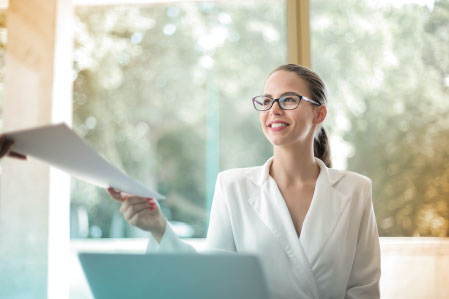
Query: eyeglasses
252,93,321,111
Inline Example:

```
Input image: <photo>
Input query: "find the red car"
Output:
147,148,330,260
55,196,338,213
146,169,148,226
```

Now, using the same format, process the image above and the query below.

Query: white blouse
146,157,381,299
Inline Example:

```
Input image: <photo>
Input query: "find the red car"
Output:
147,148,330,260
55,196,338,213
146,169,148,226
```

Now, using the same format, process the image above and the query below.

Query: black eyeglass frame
251,93,321,111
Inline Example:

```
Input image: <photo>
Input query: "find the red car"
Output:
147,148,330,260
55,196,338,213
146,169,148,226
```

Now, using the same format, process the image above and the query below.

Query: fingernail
150,206,155,211
146,198,153,201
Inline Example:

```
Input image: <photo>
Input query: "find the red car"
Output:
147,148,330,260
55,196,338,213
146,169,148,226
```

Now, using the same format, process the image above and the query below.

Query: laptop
78,252,271,299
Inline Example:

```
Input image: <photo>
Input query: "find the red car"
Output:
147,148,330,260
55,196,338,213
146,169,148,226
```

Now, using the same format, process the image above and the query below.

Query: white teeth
271,123,288,128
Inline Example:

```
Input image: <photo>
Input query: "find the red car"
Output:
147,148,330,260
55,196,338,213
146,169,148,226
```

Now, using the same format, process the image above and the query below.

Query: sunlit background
70,1,286,239
67,0,449,239
1,0,449,298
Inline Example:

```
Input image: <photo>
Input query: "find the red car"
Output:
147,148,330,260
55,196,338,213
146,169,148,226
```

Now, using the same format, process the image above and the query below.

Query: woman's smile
268,120,290,131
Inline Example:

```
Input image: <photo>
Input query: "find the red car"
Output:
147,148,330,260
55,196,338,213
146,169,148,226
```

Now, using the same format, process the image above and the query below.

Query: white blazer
147,157,381,299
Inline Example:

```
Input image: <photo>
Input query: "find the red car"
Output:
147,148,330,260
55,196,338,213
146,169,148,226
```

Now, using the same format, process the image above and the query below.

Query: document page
5,123,165,199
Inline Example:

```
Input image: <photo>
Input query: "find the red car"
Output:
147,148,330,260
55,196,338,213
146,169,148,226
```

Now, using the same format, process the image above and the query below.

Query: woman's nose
270,100,283,115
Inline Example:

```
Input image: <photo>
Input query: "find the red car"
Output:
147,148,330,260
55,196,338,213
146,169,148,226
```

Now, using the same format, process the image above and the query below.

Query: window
311,0,449,236
71,1,287,239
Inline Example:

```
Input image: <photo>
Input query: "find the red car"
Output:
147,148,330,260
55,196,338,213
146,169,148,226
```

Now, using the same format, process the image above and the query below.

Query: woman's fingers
107,187,125,202
120,197,157,220
124,195,153,205
120,196,155,214
122,201,152,221
118,196,162,233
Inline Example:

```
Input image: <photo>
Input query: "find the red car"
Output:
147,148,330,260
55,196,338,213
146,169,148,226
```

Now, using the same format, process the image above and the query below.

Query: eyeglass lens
253,95,300,111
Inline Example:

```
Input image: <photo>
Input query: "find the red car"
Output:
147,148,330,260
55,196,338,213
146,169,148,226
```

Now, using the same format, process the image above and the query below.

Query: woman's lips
268,122,290,131
269,125,289,131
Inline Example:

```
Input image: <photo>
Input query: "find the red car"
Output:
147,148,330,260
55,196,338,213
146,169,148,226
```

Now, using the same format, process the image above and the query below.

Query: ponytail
314,126,332,168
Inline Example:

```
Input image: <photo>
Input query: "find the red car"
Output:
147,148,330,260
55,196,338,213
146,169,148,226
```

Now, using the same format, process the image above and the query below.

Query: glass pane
311,0,449,236
71,1,286,239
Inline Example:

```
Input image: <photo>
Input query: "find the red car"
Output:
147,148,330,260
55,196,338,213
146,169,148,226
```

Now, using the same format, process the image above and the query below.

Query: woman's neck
270,142,320,188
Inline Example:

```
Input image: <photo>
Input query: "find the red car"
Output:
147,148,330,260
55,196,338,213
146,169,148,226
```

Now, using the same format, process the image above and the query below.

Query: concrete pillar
0,0,73,298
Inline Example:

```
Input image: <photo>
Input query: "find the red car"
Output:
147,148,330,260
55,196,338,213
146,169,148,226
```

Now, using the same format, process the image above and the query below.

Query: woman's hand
0,135,27,160
107,187,167,242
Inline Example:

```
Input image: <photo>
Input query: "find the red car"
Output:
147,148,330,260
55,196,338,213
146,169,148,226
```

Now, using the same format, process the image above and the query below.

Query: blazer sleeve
345,179,381,299
204,172,237,252
146,172,236,254
146,221,197,254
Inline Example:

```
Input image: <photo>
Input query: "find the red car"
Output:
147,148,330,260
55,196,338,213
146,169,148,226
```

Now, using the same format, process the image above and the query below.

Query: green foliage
71,2,285,238
71,0,449,238
312,0,449,236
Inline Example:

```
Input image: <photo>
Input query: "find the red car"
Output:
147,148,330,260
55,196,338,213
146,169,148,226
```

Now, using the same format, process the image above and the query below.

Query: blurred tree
71,2,285,238
311,0,449,236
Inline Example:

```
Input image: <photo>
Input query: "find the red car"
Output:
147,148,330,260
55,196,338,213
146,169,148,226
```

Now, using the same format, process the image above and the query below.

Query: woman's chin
269,137,289,147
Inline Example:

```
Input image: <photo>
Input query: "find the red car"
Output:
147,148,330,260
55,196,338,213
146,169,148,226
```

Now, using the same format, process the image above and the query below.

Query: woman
108,64,381,299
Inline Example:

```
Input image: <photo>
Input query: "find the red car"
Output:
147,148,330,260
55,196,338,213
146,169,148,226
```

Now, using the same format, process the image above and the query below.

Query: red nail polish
150,206,155,210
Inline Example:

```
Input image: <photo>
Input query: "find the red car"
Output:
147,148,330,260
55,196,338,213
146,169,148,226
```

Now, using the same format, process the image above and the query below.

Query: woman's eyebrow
263,91,299,97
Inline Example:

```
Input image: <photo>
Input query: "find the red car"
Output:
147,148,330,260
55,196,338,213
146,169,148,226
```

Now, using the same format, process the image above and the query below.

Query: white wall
0,0,73,298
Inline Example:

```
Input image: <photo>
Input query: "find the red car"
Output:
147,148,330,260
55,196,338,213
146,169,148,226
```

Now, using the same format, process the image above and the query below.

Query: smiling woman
260,65,331,168
114,64,381,299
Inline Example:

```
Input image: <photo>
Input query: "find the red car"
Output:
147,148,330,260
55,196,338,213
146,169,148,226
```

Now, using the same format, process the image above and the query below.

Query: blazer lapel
299,158,350,266
245,157,350,298
246,158,296,258
246,157,320,298
247,174,300,261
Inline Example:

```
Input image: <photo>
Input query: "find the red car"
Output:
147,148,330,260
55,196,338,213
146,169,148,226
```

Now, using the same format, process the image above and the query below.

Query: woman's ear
313,105,327,125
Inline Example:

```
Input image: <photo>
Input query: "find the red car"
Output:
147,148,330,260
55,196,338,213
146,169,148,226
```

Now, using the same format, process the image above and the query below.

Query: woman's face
260,70,324,148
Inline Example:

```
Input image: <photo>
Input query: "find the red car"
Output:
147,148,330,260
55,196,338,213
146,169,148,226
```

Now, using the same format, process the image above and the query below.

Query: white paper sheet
5,123,165,199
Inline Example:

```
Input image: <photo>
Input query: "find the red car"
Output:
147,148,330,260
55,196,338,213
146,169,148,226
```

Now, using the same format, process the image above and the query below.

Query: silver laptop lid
78,252,270,299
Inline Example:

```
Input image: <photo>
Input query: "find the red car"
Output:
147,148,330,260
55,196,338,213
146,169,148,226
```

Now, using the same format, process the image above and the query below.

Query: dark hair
270,64,332,168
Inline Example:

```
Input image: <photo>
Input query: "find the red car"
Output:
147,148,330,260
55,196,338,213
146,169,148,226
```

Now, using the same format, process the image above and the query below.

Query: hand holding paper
108,187,167,240
4,123,165,199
